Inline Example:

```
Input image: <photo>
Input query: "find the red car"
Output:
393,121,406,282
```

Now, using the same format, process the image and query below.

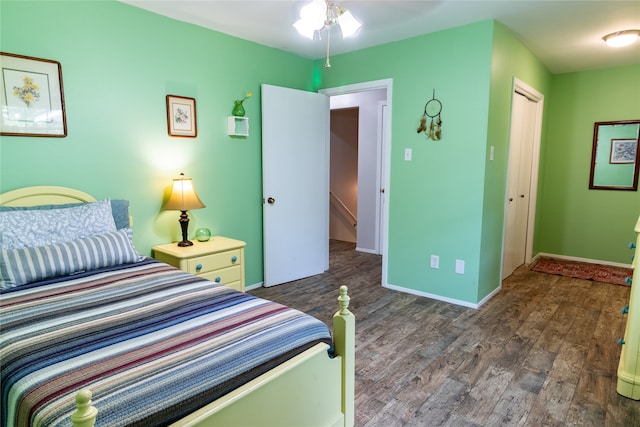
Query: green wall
319,21,493,304
0,1,314,286
318,21,551,305
480,22,551,301
535,64,640,263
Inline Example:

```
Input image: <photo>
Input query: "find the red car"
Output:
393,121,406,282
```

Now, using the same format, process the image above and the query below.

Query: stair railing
329,191,357,228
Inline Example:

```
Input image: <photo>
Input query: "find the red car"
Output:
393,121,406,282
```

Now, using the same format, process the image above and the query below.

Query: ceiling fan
294,0,362,68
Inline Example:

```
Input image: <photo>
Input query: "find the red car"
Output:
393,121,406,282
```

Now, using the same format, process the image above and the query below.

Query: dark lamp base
176,210,194,247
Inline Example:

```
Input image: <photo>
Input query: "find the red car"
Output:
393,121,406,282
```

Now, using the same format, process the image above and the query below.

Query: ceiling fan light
338,10,361,38
294,19,318,39
603,30,640,47
300,0,326,26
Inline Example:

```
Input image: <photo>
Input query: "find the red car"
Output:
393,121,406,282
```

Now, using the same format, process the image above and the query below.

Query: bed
0,186,355,427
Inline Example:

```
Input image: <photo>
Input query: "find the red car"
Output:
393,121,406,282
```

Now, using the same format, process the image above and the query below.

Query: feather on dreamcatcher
417,90,442,141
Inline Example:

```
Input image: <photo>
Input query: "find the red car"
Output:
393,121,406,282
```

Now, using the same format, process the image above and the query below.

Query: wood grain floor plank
606,380,640,427
486,384,537,426
451,340,507,385
514,366,547,394
527,377,576,425
548,342,588,385
565,371,610,425
515,305,560,341
493,334,537,371
355,392,387,427
443,414,483,426
456,365,515,423
410,378,468,426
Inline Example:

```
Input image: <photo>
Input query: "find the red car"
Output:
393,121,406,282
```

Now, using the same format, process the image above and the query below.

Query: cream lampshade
163,172,205,247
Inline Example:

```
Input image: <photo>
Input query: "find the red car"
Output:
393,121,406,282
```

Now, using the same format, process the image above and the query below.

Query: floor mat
531,256,633,286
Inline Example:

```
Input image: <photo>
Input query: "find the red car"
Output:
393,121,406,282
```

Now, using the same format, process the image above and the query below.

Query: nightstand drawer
200,265,242,286
152,237,246,292
186,249,242,275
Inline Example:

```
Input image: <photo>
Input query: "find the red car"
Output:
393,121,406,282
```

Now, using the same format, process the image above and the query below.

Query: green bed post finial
70,389,98,427
338,285,351,315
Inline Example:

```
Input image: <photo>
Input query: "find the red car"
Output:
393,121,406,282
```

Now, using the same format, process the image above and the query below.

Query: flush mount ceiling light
294,0,362,68
602,30,640,47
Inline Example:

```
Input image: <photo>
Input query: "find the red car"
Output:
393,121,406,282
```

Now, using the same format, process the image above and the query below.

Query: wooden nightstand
153,237,246,292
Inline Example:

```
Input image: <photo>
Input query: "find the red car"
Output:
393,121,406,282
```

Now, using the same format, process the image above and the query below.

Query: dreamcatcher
417,90,442,141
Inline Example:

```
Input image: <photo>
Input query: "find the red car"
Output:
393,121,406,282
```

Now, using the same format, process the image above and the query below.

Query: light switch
456,259,465,274
490,146,495,161
430,255,439,269
405,148,412,161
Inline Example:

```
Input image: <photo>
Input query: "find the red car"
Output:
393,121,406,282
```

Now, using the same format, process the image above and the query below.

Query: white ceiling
122,0,640,74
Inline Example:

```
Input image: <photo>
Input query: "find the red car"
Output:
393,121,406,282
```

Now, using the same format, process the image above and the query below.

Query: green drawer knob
215,277,221,283
622,304,629,314
231,256,238,263
630,242,637,249
625,277,632,285
196,264,203,272
618,338,626,345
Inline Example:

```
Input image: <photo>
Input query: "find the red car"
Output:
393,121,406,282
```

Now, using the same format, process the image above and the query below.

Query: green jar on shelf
232,101,245,117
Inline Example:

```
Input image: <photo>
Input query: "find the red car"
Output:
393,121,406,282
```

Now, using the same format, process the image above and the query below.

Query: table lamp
163,172,205,246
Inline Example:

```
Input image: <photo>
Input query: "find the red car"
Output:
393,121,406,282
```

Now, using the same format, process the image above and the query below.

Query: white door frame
320,79,393,287
507,78,544,265
375,100,388,255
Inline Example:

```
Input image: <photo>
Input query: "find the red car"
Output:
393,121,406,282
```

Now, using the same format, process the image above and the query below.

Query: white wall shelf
227,116,249,137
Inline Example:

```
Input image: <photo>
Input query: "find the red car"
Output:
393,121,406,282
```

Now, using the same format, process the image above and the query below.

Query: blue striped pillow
0,228,144,290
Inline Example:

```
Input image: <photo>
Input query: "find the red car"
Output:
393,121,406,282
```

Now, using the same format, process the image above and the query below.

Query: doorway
329,107,359,244
502,78,544,279
321,79,392,286
328,88,387,255
261,80,392,288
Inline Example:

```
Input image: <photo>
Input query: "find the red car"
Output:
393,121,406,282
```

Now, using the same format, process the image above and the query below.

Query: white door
261,84,329,287
503,92,537,278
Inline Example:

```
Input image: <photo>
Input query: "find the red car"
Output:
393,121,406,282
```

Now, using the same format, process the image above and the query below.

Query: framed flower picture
610,138,637,164
0,52,67,137
166,95,197,138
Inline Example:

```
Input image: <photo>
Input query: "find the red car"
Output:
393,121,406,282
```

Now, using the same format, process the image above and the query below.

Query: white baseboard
245,282,264,291
383,282,501,309
477,285,502,307
356,247,379,255
534,252,632,269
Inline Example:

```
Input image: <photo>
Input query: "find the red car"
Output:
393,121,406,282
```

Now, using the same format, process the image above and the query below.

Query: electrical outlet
456,259,465,274
430,255,439,269
404,148,412,161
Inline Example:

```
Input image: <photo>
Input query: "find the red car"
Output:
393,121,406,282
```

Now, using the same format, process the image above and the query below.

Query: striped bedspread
0,259,333,427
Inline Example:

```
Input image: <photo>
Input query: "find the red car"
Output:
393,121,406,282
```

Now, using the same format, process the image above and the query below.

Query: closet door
503,92,536,278
261,84,329,287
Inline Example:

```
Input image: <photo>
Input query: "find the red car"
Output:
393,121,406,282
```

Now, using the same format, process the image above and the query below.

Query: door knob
267,197,276,205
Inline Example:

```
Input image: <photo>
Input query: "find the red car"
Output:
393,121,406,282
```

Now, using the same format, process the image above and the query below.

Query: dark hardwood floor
249,240,640,426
